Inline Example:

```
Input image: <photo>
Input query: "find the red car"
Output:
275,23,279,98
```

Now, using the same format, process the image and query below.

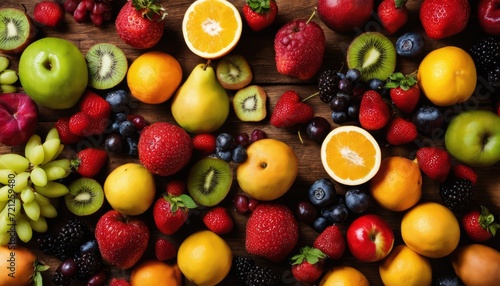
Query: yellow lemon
418,46,477,106
379,245,432,286
319,266,370,286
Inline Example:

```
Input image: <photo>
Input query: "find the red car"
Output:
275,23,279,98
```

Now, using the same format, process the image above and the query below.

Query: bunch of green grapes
0,128,73,245
0,56,18,93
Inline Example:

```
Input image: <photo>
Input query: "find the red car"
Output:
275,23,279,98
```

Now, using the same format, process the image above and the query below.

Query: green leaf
33,272,43,286
247,0,271,14
178,194,197,209
394,0,407,9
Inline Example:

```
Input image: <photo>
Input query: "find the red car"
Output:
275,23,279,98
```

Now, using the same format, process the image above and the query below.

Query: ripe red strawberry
245,203,299,262
359,90,391,130
377,0,408,35
33,1,64,27
109,278,131,286
69,112,91,137
71,148,108,178
270,91,314,129
415,147,451,182
462,206,500,242
290,246,326,285
420,0,470,40
80,90,111,120
115,0,166,49
54,117,84,144
385,117,418,145
274,17,326,80
165,179,186,196
242,0,278,32
453,164,478,185
203,207,234,235
153,194,197,235
154,238,177,261
313,225,346,260
192,133,217,156
386,72,420,114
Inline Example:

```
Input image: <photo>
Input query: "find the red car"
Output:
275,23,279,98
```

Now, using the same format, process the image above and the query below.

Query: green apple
444,110,500,167
18,37,88,109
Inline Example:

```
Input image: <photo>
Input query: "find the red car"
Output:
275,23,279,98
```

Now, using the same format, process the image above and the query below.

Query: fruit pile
1,0,500,285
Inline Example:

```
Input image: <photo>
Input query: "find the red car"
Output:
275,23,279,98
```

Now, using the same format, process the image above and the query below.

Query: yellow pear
171,63,229,133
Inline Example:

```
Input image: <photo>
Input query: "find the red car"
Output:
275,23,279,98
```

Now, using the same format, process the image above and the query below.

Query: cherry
57,258,77,278
306,117,331,144
235,132,250,147
131,115,148,131
233,193,250,214
296,201,319,224
248,197,260,212
87,269,107,286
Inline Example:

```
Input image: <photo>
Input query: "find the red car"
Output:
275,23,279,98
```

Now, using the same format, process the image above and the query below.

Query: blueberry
338,78,353,94
104,133,123,153
331,110,348,124
125,137,138,156
367,78,386,91
336,72,346,80
329,96,348,111
105,90,130,113
323,198,349,223
346,68,361,82
80,240,99,255
113,112,127,122
215,147,232,162
231,145,247,163
216,133,234,151
396,32,425,58
109,121,121,133
313,216,330,233
119,120,136,137
308,178,336,207
345,186,371,213
347,103,359,119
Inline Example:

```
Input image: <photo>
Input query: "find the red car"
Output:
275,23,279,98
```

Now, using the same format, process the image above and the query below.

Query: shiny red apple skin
478,0,500,36
346,214,394,262
0,93,39,146
317,0,374,33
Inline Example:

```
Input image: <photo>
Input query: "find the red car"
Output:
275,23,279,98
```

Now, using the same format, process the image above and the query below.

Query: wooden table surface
1,0,499,285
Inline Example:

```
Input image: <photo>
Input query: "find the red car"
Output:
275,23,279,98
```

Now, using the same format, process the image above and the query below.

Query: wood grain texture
1,0,499,285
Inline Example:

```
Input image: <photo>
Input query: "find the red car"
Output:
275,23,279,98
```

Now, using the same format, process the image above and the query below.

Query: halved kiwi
346,32,396,82
0,8,38,55
187,157,233,207
232,85,267,122
85,43,128,90
64,178,104,216
216,54,253,90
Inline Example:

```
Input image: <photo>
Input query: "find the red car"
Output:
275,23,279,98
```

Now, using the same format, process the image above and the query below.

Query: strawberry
153,194,197,235
359,90,391,131
313,225,346,260
385,117,418,145
453,164,478,185
245,203,299,262
386,72,420,114
80,90,111,120
69,112,91,137
290,246,326,285
54,117,84,144
71,148,108,178
419,0,471,40
377,0,408,35
202,207,234,235
415,147,451,182
109,278,131,286
165,179,186,196
270,90,314,129
154,238,177,261
274,16,326,80
242,0,278,32
462,205,500,242
115,0,167,49
33,1,64,27
192,133,217,156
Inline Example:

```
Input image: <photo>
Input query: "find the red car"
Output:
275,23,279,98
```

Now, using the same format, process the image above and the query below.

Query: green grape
0,169,16,185
25,134,42,159
41,138,61,164
39,202,57,218
0,185,10,201
0,56,9,72
43,166,67,181
11,198,21,218
0,69,18,85
41,159,71,174
45,127,60,141
20,187,35,204
0,154,30,173
0,84,16,93
0,219,9,236
13,172,30,193
28,215,47,233
27,144,45,166
34,192,51,206
34,181,69,198
0,231,9,246
30,167,48,187
15,213,32,243
0,201,6,212
23,200,40,221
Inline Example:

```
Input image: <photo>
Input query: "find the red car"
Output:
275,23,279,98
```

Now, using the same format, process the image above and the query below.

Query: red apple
478,0,500,36
0,93,38,146
346,214,394,262
317,0,374,33
95,210,150,269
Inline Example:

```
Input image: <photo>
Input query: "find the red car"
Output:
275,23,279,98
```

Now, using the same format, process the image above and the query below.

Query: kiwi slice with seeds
346,32,396,82
216,54,253,90
85,43,128,90
64,178,104,216
187,157,233,207
0,8,38,55
233,85,267,122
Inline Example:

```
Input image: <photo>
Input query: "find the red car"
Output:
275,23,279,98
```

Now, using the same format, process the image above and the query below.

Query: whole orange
236,138,298,201
319,266,370,286
127,51,183,104
130,260,182,286
0,245,48,286
369,156,422,211
379,244,432,286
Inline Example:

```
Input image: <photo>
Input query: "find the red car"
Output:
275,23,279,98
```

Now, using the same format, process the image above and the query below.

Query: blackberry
439,178,473,212
58,219,93,245
488,66,500,87
37,234,79,261
469,37,500,71
52,271,71,286
234,256,256,281
246,265,281,286
318,70,340,103
75,252,102,280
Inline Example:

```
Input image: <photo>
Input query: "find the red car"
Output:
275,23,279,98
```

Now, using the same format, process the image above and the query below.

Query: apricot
451,243,500,286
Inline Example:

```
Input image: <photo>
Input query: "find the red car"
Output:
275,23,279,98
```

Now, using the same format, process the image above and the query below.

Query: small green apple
444,110,500,167
18,37,88,109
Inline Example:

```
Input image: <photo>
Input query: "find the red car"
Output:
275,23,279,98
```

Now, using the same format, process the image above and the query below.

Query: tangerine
130,260,182,286
319,266,370,286
379,244,432,286
0,245,48,286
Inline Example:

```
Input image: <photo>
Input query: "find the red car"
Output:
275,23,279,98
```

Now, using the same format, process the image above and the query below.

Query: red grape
63,0,81,14
90,13,103,26
233,193,249,214
296,201,319,224
57,258,77,278
131,115,149,131
250,129,267,143
73,2,89,23
248,197,260,212
235,132,250,147
87,269,107,286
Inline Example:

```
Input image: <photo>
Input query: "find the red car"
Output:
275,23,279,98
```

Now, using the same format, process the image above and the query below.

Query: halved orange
182,0,242,59
321,125,382,186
